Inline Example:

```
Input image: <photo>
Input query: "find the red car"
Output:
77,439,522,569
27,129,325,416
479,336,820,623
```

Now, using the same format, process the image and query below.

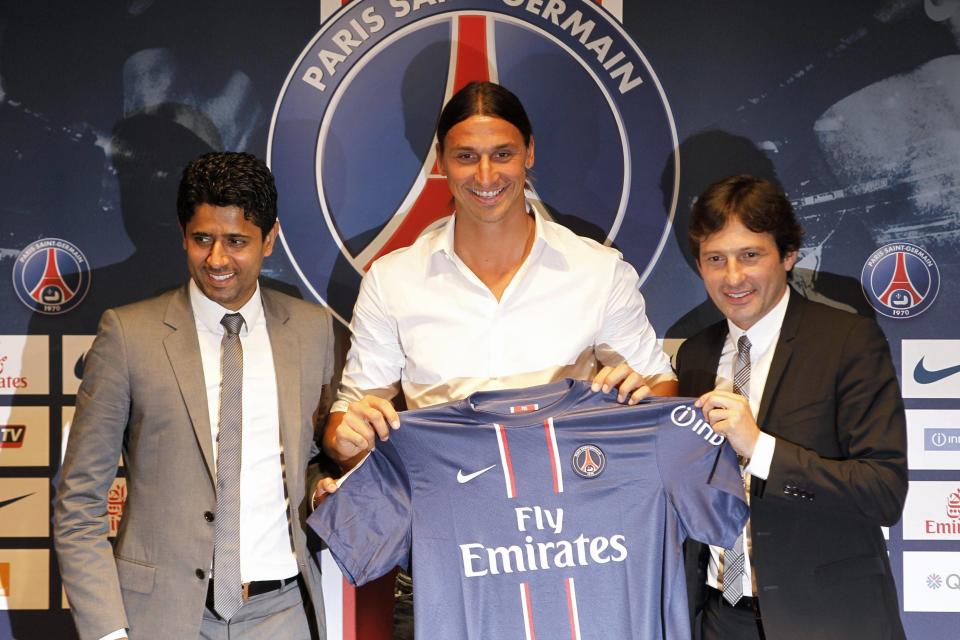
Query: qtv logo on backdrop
269,0,678,325
904,552,960,612
0,406,49,467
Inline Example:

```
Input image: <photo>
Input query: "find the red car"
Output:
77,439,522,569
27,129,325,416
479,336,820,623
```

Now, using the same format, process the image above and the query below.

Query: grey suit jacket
677,289,907,640
55,285,334,640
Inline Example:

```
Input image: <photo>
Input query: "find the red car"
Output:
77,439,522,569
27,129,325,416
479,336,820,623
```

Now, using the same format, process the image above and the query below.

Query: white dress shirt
334,210,675,412
189,280,298,582
705,286,789,595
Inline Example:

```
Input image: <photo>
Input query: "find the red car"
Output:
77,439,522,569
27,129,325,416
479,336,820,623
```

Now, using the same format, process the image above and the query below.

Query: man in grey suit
55,152,335,640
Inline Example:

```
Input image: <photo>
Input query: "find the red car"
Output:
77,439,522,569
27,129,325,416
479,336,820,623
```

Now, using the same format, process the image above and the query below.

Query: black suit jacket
676,289,907,640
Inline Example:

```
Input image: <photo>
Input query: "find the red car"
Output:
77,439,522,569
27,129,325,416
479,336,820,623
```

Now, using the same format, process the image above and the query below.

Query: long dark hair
436,81,533,151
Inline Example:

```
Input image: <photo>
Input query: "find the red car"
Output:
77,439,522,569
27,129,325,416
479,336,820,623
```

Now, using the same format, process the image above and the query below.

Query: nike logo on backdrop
74,352,87,379
457,465,497,484
0,493,34,510
914,357,960,384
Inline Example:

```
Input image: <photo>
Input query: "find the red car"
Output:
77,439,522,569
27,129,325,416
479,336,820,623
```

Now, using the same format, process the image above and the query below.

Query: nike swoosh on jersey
457,464,497,484
913,357,960,384
0,493,34,510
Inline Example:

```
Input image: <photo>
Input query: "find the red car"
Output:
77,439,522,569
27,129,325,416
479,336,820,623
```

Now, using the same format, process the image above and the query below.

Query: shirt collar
727,285,791,354
431,201,560,260
188,279,263,336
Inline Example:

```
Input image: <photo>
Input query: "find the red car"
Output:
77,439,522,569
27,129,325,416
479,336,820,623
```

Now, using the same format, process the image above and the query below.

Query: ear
263,221,279,257
436,141,446,175
782,249,798,272
525,135,535,170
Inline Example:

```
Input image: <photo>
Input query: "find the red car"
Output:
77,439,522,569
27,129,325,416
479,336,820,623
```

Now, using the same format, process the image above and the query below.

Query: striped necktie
722,333,751,605
213,312,244,619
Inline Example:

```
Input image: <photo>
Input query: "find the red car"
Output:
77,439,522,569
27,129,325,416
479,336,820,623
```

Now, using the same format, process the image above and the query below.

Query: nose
206,240,228,269
724,259,745,285
475,156,495,185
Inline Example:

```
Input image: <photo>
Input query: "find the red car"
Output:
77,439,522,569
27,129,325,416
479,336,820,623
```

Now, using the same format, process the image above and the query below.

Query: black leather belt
707,586,761,617
206,574,299,610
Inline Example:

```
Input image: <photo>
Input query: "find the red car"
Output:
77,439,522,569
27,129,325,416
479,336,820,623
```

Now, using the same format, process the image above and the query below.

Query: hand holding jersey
695,390,761,460
326,364,661,466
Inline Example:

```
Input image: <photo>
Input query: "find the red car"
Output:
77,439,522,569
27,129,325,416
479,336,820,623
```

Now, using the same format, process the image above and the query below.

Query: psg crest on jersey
572,444,606,478
268,0,679,325
860,242,940,319
12,238,91,315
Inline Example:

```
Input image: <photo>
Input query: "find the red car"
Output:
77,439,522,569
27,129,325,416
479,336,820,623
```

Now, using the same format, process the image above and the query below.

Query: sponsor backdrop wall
1,0,958,637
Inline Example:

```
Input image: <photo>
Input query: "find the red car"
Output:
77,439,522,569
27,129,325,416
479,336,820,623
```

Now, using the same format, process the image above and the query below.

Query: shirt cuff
744,432,776,480
98,629,129,640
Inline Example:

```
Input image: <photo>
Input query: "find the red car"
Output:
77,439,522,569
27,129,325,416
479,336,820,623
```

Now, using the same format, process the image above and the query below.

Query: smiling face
697,217,797,330
183,203,276,310
437,115,534,227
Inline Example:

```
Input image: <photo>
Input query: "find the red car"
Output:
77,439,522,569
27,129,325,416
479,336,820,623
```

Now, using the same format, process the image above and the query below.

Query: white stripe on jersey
520,582,536,640
545,417,564,494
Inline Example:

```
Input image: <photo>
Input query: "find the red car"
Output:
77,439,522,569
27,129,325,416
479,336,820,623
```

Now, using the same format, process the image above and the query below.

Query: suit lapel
701,322,727,384
757,288,803,427
262,290,302,475
163,285,216,484
682,321,727,397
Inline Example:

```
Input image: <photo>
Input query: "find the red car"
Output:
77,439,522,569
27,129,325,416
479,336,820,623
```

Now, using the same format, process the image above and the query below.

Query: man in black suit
676,175,907,640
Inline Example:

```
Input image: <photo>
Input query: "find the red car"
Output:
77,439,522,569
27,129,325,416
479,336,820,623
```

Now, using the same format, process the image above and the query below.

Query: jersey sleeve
307,440,412,586
656,408,748,549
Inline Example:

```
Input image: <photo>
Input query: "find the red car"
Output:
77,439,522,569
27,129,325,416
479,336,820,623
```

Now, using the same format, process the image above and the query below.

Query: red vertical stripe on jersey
565,577,582,640
495,424,518,499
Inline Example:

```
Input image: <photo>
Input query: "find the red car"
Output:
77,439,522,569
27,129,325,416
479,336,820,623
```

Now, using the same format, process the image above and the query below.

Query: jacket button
196,569,206,580
204,511,215,522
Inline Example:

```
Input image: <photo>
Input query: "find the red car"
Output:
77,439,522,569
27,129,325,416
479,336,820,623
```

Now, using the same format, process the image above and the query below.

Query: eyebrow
451,142,518,151
190,231,252,240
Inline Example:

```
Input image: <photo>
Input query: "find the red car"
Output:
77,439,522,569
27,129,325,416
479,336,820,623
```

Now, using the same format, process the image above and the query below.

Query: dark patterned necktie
213,312,244,619
723,334,751,605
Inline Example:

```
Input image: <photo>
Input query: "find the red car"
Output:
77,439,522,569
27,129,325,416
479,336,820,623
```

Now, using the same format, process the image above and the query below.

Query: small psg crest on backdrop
861,242,939,319
12,238,91,315
571,444,606,479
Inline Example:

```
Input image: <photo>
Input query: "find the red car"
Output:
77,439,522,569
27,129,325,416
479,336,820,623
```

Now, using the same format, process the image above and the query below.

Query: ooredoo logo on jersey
269,0,678,324
12,238,91,315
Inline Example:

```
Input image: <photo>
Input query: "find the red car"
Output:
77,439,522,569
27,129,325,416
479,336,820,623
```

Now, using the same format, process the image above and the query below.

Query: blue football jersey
310,379,748,639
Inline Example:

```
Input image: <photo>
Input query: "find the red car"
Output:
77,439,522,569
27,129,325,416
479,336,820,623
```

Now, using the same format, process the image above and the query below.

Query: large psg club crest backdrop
269,0,678,324
0,1,959,638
